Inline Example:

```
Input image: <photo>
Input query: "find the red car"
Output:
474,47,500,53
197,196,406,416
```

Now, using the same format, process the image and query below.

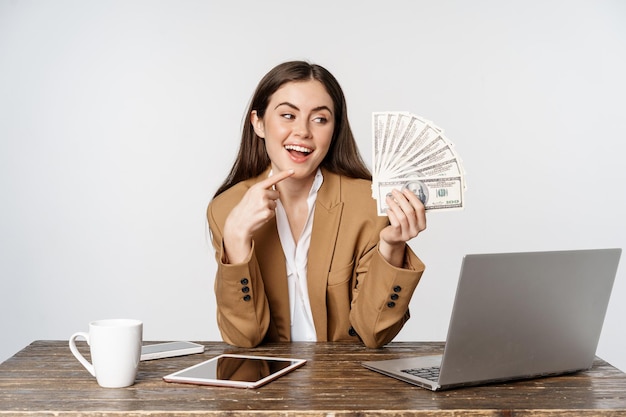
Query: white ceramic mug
69,319,143,388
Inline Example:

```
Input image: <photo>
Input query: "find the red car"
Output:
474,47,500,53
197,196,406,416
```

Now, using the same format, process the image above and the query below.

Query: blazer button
393,285,402,293
348,327,358,337
390,293,399,301
240,278,249,285
242,286,250,293
387,301,396,308
243,294,251,302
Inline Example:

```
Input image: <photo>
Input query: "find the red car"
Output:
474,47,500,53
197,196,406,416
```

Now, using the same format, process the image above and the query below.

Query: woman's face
251,80,335,182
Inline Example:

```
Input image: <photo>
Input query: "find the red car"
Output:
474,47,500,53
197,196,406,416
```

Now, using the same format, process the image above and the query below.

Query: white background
1,0,625,371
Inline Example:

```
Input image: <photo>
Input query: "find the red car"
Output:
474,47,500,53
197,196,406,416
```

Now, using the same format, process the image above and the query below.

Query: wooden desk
1,341,626,416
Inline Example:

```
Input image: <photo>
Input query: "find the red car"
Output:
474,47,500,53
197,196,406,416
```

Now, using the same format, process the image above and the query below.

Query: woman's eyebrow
312,105,333,115
274,102,333,115
274,102,298,110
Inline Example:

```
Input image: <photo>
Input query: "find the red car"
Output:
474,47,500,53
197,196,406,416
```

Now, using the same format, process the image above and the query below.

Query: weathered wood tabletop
1,340,626,416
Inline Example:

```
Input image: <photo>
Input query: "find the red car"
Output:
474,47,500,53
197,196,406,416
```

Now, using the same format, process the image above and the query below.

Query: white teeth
285,145,312,153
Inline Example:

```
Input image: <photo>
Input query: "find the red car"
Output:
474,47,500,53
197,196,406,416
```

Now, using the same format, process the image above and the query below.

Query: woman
207,61,426,348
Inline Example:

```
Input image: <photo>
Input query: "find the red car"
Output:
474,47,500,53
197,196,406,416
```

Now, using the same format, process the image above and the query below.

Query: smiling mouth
284,144,313,157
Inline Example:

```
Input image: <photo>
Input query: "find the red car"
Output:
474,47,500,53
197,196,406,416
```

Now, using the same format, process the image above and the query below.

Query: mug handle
69,332,96,377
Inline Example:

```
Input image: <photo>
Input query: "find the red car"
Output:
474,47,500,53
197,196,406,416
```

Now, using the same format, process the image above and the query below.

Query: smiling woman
206,61,427,348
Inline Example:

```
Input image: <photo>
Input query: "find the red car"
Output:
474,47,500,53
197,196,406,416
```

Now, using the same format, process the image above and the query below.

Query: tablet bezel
162,353,307,388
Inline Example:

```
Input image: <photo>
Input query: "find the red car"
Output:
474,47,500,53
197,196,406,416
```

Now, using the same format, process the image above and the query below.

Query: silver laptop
362,248,621,391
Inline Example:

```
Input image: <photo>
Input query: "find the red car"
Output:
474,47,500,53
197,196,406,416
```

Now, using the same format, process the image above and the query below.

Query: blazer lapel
307,170,343,341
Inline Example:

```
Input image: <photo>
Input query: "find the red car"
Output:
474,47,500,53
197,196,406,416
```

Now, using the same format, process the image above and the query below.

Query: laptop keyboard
401,366,440,382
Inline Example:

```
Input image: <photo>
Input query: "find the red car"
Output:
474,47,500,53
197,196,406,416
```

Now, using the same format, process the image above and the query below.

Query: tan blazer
207,168,425,348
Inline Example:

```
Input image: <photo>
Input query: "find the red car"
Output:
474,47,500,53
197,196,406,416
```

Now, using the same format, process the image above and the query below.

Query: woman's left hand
378,188,427,267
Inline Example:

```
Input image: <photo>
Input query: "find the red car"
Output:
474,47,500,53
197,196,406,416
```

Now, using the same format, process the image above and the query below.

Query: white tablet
162,353,306,388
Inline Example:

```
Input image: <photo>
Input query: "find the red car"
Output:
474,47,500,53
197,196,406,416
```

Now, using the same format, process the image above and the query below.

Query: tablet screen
163,354,306,388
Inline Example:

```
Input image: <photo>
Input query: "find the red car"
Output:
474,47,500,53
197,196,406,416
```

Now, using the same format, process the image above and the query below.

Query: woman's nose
294,120,311,138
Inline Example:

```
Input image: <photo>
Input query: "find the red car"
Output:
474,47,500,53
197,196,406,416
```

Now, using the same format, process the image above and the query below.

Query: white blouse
274,169,323,342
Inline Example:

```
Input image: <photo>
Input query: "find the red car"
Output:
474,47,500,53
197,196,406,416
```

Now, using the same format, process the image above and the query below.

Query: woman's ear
250,111,265,138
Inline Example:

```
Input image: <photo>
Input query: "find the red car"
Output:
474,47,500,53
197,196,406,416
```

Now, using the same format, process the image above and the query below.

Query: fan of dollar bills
372,111,466,216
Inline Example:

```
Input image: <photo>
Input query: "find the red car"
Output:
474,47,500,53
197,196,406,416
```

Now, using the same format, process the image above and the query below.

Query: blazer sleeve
349,219,425,348
207,200,270,348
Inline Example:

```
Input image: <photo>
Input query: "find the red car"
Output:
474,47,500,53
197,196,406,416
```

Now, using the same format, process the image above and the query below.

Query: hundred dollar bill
384,157,465,183
372,112,387,178
380,112,412,173
389,124,441,167
386,113,428,160
383,115,431,174
372,112,385,197
383,144,457,180
376,176,464,215
379,112,399,176
387,134,453,175
389,114,429,157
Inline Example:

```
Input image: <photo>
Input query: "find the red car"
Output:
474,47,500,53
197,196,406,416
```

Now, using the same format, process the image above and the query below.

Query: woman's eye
313,116,328,124
281,114,295,120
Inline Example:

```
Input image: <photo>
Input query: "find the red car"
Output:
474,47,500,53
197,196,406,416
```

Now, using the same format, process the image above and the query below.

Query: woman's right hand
222,169,294,263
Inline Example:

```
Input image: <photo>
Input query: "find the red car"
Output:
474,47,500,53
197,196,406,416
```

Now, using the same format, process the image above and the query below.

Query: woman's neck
275,172,317,242
278,174,313,197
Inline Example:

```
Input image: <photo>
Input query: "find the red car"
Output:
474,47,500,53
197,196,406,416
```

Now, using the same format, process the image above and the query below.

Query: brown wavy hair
213,61,371,198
